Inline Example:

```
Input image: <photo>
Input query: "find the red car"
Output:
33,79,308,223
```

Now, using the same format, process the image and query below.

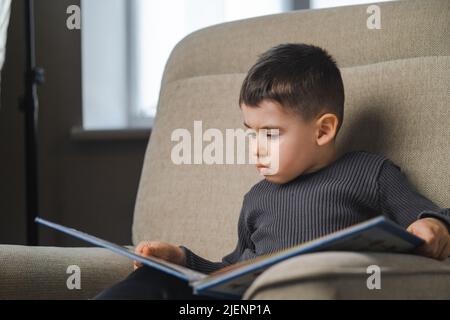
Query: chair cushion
243,252,450,299
161,0,449,85
0,245,133,299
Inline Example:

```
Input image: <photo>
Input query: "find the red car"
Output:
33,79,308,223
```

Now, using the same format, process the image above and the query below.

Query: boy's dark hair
239,43,344,135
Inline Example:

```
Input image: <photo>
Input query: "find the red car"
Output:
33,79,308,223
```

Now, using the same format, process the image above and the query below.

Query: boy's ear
315,113,338,146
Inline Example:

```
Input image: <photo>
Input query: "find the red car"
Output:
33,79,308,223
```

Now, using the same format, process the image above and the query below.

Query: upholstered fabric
0,245,132,299
337,56,449,208
243,252,450,299
160,0,449,85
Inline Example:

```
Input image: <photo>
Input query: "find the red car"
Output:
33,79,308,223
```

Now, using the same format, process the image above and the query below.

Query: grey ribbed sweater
180,150,450,274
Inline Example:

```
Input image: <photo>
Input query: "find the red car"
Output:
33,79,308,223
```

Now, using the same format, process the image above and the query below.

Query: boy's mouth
256,164,270,176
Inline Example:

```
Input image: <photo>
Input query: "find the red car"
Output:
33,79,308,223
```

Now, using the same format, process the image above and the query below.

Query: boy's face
241,99,333,184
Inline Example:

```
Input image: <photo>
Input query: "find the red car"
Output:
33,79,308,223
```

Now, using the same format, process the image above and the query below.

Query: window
81,0,293,130
310,0,396,9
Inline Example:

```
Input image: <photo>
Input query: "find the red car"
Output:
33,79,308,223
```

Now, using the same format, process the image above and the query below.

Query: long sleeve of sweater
377,159,450,231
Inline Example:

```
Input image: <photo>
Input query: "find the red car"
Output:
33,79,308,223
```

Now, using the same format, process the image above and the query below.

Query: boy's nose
252,137,269,157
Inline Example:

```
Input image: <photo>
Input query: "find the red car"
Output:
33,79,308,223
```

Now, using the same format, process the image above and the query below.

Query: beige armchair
1,0,449,299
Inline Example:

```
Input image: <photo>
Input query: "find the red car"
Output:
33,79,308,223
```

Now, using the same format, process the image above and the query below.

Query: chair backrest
132,0,450,261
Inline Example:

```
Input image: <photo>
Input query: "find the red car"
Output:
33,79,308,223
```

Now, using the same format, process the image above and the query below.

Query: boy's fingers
143,244,165,257
415,241,437,258
143,246,153,256
133,260,142,270
437,239,450,260
414,229,442,255
135,240,155,253
414,245,431,258
416,237,446,259
443,245,450,260
134,242,145,254
135,242,175,262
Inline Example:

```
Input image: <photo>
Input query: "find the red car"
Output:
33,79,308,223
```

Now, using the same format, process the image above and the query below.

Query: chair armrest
0,245,134,299
243,251,450,300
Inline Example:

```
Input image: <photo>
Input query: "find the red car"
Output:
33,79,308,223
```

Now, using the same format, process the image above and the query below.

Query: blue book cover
36,215,424,299
35,217,206,282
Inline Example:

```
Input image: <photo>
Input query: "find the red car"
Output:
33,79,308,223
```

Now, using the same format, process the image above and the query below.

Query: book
35,215,424,299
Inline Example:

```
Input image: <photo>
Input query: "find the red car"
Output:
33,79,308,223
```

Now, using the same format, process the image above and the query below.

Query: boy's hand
407,217,450,260
133,241,186,270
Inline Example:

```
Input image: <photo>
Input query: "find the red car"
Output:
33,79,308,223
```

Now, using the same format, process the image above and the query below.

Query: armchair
1,0,449,299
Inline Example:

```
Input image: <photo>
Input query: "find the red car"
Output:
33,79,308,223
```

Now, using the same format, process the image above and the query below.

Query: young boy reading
94,43,450,299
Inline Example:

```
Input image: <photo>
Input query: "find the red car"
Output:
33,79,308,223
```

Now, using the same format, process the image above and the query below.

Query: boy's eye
245,130,279,139
267,129,280,138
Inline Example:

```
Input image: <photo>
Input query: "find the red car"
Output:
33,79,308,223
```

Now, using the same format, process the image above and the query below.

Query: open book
35,216,424,299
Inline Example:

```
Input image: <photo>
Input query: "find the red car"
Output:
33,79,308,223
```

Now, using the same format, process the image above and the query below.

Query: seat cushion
0,245,133,299
243,252,450,299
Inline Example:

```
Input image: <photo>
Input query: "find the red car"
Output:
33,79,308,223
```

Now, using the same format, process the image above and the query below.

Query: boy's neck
303,146,338,175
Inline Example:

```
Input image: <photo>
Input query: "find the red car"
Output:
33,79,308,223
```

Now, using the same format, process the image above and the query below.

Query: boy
95,43,450,299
